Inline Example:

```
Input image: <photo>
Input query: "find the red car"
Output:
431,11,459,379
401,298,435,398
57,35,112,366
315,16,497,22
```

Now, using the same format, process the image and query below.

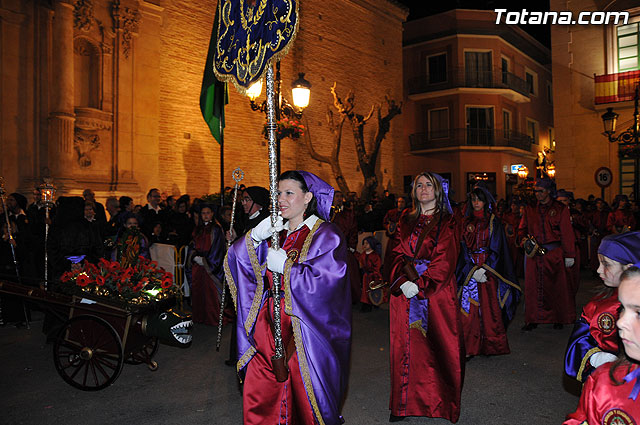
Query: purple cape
224,220,351,425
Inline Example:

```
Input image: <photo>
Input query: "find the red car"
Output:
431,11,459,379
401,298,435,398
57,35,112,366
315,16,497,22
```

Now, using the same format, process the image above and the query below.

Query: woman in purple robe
224,170,351,425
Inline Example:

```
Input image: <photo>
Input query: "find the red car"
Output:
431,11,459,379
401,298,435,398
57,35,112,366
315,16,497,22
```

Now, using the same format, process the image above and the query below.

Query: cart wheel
148,361,158,371
52,315,124,391
125,337,159,366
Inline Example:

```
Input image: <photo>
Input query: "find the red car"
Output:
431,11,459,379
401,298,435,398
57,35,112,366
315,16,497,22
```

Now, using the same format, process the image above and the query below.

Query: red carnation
161,277,173,289
95,275,105,286
76,274,91,287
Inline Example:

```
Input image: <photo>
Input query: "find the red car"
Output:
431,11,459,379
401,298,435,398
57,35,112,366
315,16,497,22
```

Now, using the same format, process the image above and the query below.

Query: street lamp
547,163,556,179
39,178,56,290
601,84,640,200
246,62,311,175
517,165,529,180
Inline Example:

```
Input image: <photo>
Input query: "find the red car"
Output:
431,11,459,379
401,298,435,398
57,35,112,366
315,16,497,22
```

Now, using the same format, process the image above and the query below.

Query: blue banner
213,0,298,93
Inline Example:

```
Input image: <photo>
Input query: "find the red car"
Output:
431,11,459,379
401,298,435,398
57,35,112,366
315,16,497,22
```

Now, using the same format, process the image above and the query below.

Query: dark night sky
396,0,551,48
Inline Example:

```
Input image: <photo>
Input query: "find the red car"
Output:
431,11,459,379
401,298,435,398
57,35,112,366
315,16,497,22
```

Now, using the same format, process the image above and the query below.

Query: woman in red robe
388,172,464,423
187,204,225,326
607,194,636,234
355,236,383,311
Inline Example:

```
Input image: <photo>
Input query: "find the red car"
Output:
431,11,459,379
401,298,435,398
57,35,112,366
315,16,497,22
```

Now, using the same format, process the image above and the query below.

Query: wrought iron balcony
408,67,530,97
595,70,640,104
409,128,533,152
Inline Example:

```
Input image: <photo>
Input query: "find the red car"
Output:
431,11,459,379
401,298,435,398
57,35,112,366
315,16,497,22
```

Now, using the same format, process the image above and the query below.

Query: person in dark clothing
48,197,104,280
26,188,56,280
139,188,168,239
167,198,193,247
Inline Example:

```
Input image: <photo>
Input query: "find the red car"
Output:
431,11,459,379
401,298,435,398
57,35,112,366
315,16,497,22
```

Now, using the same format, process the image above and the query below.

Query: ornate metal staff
265,65,288,382
0,178,30,328
39,179,56,291
0,178,21,283
216,167,244,351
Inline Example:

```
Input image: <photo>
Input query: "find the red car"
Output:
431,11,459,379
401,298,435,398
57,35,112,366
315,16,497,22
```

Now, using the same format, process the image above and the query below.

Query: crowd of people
3,172,640,424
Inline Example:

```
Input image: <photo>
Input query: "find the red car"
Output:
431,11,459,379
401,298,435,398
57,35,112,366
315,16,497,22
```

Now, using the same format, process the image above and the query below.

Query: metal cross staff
39,179,56,291
216,167,244,351
265,65,288,382
0,177,30,328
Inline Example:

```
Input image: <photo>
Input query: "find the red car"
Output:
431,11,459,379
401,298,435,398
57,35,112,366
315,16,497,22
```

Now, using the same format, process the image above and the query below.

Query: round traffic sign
594,167,613,188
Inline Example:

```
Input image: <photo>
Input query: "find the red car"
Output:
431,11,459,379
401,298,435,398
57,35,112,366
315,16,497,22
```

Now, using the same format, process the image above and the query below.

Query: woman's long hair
193,205,221,237
279,170,320,220
407,172,444,222
466,187,492,219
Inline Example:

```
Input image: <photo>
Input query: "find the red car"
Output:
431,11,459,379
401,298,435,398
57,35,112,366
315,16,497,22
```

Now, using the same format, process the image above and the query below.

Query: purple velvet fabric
432,173,453,214
298,170,335,221
225,221,351,425
598,231,640,266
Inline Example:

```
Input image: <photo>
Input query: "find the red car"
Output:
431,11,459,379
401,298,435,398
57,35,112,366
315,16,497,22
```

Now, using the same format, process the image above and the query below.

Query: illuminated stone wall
0,0,407,203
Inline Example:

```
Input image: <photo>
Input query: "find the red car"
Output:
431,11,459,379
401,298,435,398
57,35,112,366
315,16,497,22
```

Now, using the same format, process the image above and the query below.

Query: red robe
389,212,464,422
501,210,524,276
190,224,225,326
589,209,609,271
458,211,510,356
243,225,316,425
564,362,640,425
518,200,576,324
607,209,636,234
332,207,361,302
355,250,382,304
382,208,403,282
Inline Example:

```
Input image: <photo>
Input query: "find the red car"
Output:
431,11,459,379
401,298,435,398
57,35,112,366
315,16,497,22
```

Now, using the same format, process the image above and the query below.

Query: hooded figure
225,170,351,425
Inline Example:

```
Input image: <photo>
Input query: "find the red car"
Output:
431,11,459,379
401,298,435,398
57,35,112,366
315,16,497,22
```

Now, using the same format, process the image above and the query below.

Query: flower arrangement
60,257,177,305
262,117,305,140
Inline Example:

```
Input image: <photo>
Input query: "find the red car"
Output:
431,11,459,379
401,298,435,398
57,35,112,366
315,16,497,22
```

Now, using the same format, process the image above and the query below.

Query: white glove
400,281,420,299
193,256,204,266
565,258,575,268
472,268,487,283
589,351,618,369
251,215,285,243
267,248,288,275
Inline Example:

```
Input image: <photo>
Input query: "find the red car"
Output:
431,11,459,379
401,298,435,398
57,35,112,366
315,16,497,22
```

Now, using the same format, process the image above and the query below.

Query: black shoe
224,359,235,367
389,414,405,422
553,323,564,330
521,323,537,331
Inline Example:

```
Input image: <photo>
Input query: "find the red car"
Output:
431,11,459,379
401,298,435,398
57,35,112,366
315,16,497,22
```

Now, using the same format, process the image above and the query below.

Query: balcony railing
409,128,533,152
408,67,530,97
595,70,640,104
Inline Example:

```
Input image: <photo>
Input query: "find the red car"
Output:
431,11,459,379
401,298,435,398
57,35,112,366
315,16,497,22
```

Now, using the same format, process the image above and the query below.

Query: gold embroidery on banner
245,232,265,337
223,253,238,312
483,264,522,292
213,0,300,96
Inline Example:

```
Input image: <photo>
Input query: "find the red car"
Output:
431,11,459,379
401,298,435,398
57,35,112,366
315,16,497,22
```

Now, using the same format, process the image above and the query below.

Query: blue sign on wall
510,164,524,174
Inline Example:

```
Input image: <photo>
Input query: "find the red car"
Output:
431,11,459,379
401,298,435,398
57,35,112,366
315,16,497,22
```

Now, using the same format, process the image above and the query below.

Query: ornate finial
232,167,245,184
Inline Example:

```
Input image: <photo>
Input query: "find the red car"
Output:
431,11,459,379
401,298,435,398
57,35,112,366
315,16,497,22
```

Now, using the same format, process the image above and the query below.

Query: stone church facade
0,0,407,203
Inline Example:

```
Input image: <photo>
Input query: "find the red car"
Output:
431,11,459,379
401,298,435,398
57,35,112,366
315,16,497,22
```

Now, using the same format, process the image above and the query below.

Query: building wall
550,0,639,201
0,0,407,204
402,9,552,201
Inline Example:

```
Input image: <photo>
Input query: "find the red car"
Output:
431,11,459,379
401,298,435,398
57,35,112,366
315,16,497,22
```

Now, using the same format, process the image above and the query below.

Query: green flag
200,6,228,144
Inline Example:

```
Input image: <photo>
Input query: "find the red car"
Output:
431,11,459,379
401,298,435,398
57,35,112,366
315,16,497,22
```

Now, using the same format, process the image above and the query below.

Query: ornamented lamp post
246,67,311,176
547,163,556,179
517,165,529,180
601,84,640,201
40,179,56,290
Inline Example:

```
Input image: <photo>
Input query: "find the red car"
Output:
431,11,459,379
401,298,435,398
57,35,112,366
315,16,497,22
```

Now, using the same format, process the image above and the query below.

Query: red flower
133,282,145,292
61,271,73,282
161,277,173,289
95,275,105,286
76,274,91,287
